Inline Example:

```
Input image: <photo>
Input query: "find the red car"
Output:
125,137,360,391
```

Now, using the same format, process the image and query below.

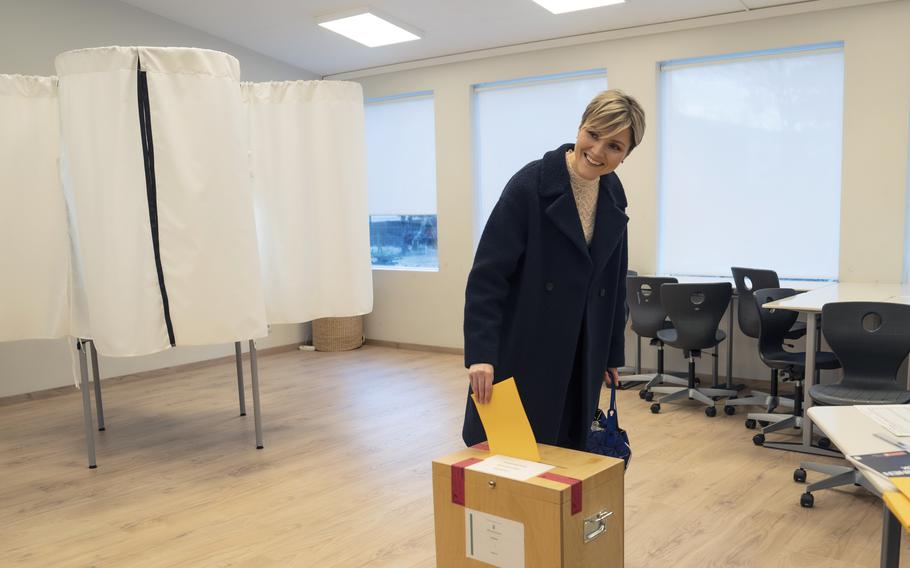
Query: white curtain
242,81,373,324
56,47,267,357
0,75,72,342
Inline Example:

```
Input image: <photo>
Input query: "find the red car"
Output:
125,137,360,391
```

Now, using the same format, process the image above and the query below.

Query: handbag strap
608,379,618,415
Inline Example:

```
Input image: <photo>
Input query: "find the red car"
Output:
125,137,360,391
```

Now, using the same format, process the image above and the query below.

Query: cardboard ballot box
432,443,623,567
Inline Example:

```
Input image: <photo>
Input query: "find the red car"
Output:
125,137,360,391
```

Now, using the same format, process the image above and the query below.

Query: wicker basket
313,315,364,352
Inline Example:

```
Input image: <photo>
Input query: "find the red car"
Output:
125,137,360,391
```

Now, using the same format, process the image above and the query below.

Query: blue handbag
586,381,631,469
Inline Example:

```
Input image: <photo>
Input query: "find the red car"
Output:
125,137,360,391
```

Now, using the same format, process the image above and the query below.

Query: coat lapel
545,192,590,261
540,144,591,261
590,176,629,276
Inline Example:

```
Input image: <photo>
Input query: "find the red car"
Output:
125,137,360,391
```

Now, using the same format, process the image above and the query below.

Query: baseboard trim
364,338,463,356
0,343,300,407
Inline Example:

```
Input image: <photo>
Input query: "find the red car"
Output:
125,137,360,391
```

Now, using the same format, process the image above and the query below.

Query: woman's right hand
468,363,494,404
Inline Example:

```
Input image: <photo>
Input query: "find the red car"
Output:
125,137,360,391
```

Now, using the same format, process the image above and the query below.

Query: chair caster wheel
800,492,814,508
644,392,654,402
745,419,757,429
705,406,717,417
650,403,660,414
794,468,807,483
639,389,647,399
753,433,765,446
759,420,770,427
724,405,736,416
818,437,832,450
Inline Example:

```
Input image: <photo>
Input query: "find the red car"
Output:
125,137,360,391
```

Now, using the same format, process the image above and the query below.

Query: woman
463,89,645,451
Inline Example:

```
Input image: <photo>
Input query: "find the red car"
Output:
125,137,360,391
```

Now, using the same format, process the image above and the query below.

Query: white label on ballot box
465,509,524,568
465,454,554,481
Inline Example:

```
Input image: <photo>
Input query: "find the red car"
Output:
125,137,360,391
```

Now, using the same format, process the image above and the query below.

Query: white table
762,283,910,457
807,406,906,567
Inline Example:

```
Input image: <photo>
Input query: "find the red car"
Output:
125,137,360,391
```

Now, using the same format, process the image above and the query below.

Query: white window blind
657,44,845,281
473,70,607,240
365,92,437,216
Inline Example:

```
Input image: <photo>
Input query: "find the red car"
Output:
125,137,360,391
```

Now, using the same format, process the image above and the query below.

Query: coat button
600,288,606,297
545,282,554,292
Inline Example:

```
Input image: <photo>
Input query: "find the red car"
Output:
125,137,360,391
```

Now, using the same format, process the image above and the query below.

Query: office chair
649,282,737,416
619,276,688,397
795,301,910,508
725,267,808,421
748,288,841,448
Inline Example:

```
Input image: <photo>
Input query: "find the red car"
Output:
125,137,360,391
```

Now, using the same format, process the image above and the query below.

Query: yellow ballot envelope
884,490,910,530
471,377,541,462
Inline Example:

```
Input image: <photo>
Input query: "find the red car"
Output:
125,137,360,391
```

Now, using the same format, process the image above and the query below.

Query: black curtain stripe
137,58,176,346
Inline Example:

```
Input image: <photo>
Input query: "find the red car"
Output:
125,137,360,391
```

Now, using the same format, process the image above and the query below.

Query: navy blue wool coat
463,143,629,448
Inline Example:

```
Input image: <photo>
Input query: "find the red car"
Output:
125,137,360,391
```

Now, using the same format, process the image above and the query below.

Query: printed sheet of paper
465,508,524,568
466,454,554,481
472,377,540,461
856,405,910,437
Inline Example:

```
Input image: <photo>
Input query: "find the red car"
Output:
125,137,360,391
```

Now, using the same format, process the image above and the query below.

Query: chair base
749,412,800,434
620,372,689,392
726,391,796,413
650,385,738,407
796,462,880,506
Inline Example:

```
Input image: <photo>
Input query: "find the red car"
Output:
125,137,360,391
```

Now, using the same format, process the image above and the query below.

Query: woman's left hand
604,368,620,387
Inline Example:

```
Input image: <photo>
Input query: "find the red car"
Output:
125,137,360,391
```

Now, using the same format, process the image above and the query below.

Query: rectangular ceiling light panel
532,0,626,14
318,12,420,47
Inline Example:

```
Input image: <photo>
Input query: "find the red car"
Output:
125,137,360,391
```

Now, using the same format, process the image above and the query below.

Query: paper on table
856,405,910,437
471,377,541,462
466,454,554,481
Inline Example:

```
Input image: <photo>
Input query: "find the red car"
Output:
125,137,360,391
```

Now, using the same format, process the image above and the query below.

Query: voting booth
432,443,624,567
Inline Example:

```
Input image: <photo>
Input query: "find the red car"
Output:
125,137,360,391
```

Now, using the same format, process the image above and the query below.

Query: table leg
726,295,734,386
803,313,817,448
636,335,642,375
882,504,901,568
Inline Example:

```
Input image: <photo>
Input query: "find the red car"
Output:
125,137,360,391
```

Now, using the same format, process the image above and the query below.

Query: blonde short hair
579,89,646,154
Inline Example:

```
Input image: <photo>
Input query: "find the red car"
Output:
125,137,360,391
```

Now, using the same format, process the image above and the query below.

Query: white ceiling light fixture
316,8,421,47
531,0,626,15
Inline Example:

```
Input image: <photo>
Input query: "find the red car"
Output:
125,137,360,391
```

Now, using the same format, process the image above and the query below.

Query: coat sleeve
464,173,531,369
606,174,629,370
606,230,628,369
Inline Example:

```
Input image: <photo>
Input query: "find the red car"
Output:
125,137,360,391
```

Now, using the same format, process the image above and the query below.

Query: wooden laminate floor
1,345,907,567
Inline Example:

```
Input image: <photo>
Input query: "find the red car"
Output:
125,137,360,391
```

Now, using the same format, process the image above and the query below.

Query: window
905,118,910,284
365,92,438,269
473,70,608,240
657,43,845,281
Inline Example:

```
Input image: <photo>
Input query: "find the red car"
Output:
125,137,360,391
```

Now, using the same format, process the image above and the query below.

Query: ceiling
116,0,881,77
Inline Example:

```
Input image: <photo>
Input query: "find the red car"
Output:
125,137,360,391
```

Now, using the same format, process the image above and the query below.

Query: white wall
0,0,317,398
352,1,910,380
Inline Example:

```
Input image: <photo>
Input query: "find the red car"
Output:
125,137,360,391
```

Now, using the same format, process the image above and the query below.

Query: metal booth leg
249,340,264,449
235,341,247,417
77,340,97,469
89,341,105,431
